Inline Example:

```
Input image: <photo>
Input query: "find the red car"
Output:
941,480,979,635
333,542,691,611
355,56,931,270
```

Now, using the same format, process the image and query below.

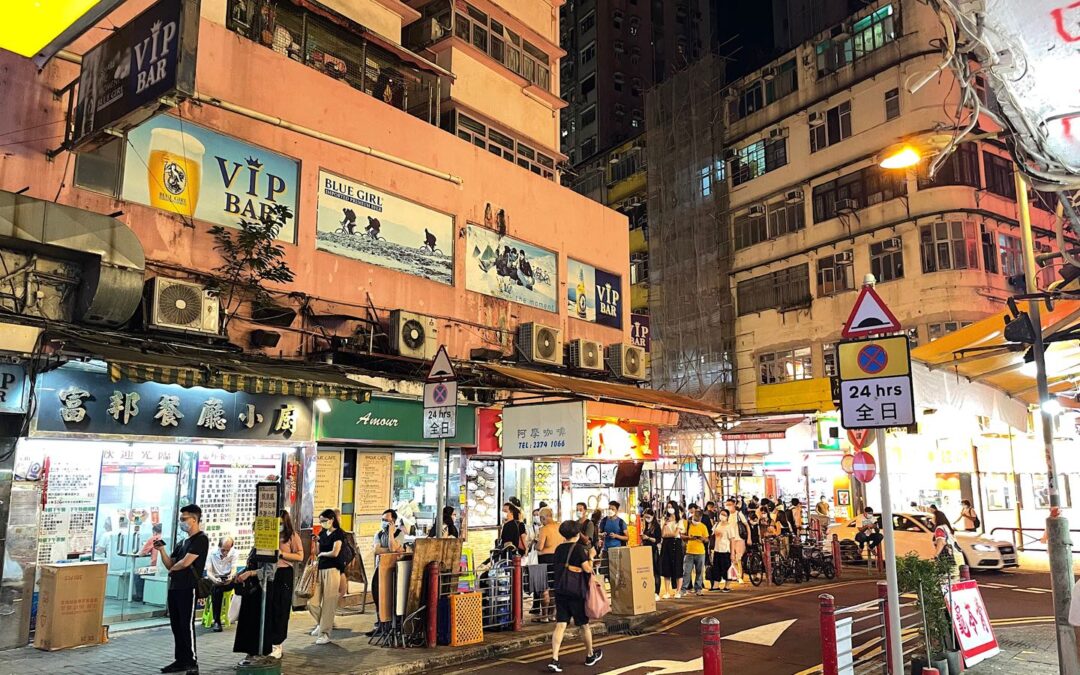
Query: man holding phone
156,504,210,675
681,507,709,596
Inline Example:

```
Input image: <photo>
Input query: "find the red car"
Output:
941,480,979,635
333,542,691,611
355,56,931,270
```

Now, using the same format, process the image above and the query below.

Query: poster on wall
37,447,103,565
122,115,301,242
315,170,454,285
465,225,557,312
195,447,283,555
354,453,393,515
567,258,623,329
313,450,342,515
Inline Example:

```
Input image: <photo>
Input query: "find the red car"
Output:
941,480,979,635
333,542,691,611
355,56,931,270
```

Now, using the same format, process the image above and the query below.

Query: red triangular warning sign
841,286,901,338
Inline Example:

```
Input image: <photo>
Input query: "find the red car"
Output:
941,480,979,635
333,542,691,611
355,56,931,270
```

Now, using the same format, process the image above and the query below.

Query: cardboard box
34,562,107,651
608,546,656,616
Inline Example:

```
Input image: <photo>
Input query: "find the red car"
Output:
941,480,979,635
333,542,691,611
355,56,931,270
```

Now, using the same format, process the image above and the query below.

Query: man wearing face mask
599,501,628,557
575,503,596,549
366,509,403,637
156,504,209,675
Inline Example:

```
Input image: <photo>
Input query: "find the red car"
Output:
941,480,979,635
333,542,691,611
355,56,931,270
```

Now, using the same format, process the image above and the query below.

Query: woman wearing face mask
233,510,303,663
659,506,684,599
500,502,527,556
307,509,344,645
639,509,662,601
710,509,733,593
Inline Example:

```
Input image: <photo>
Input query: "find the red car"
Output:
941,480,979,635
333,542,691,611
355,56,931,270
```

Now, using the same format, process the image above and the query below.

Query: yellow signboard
254,516,280,553
838,336,911,381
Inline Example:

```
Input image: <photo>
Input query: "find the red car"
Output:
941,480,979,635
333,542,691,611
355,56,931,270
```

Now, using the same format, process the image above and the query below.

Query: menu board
37,447,103,565
313,450,342,515
354,453,392,515
195,448,282,554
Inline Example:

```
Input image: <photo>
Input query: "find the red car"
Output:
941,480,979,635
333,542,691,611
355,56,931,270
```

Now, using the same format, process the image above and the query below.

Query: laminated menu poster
195,449,282,554
313,450,342,515
354,453,392,516
37,447,103,565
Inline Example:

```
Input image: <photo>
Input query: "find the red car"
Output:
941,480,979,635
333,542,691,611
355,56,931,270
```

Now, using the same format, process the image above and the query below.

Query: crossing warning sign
841,285,901,338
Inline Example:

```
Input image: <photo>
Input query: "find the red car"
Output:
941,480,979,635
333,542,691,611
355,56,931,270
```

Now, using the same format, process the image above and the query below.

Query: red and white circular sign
840,454,855,475
852,451,877,483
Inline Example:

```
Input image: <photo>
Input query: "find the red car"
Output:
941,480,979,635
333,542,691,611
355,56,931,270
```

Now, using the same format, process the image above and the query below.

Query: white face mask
179,521,191,534
608,509,617,517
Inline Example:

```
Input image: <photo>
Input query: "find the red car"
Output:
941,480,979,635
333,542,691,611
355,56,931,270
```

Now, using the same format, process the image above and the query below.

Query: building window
614,40,625,54
812,165,906,222
453,5,551,90
700,164,714,198
981,224,998,274
920,143,980,189
809,101,852,153
737,264,811,315
580,11,595,32
823,344,838,377
767,198,805,238
816,251,855,296
581,74,596,96
581,136,597,158
450,112,556,179
870,238,905,283
74,137,123,196
928,321,973,341
920,221,980,273
612,10,624,29
984,151,1016,198
730,139,787,187
998,232,1023,278
581,42,596,65
631,77,643,97
733,209,768,249
630,255,649,284
765,59,798,104
631,109,643,128
613,72,625,91
759,347,813,384
581,106,596,127
815,4,897,77
884,88,900,120
629,16,640,35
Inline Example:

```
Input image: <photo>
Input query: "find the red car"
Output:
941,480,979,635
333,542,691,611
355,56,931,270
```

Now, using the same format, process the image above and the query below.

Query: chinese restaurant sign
122,115,301,242
73,0,198,149
33,367,312,441
501,401,587,458
476,407,503,454
465,225,558,312
585,420,659,460
567,258,623,329
315,170,454,285
318,396,475,445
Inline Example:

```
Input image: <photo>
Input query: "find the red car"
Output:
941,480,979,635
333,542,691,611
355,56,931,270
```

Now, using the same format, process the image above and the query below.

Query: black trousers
210,584,230,624
167,588,198,666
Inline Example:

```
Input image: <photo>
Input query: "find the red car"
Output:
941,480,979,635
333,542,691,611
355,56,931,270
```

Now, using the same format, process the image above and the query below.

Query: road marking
597,657,704,675
1014,588,1051,594
723,619,797,646
980,582,1017,588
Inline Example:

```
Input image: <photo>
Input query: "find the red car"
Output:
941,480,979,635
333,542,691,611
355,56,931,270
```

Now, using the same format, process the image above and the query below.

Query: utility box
34,562,107,651
608,546,656,616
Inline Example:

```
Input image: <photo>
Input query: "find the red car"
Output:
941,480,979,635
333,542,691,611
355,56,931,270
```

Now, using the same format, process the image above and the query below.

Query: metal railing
989,526,1080,552
819,582,925,675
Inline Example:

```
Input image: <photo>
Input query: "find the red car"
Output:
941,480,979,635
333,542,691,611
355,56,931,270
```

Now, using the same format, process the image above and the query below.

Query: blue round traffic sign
857,344,888,375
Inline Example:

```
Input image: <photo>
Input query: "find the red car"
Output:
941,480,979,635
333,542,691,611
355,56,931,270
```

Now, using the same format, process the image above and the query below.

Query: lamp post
878,140,1077,673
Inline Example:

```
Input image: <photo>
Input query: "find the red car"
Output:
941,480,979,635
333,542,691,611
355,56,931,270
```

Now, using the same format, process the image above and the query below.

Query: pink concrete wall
0,19,629,361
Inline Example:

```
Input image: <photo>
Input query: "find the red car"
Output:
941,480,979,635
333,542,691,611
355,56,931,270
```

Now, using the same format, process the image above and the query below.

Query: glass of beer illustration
148,127,204,217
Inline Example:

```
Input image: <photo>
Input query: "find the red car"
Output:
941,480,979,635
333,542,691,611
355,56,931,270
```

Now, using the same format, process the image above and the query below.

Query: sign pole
435,436,447,538
875,426,902,673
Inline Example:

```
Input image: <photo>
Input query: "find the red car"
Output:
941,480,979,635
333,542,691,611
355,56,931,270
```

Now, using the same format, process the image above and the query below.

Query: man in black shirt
156,504,210,674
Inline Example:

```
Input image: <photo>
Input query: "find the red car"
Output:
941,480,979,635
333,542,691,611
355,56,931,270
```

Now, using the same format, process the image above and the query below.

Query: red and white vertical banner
944,580,1000,667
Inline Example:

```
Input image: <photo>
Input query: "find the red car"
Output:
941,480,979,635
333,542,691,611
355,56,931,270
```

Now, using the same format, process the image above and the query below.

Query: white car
827,512,1019,571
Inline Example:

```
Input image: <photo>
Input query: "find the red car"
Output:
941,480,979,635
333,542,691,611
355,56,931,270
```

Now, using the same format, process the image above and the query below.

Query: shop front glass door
95,444,181,624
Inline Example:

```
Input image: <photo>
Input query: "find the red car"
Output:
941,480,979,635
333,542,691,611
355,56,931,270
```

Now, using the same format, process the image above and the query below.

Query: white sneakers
315,633,332,645
674,592,683,599
309,627,321,636
654,594,660,601
270,645,282,659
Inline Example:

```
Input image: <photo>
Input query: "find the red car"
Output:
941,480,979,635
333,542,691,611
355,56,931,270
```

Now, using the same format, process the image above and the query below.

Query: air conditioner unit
568,339,605,371
835,250,853,264
518,322,564,366
389,309,439,359
808,111,825,125
835,198,859,213
762,67,778,82
831,22,852,41
145,277,220,336
722,148,738,161
785,189,804,203
607,343,646,381
748,204,766,217
882,237,903,252
769,127,788,140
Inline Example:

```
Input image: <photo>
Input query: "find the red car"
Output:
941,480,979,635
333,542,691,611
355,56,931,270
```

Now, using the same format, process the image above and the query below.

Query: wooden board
405,538,462,620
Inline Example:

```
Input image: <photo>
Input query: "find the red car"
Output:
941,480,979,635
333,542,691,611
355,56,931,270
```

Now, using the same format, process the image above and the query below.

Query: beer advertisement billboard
122,115,301,242
567,258,623,329
465,225,557,312
315,170,454,285
72,0,198,150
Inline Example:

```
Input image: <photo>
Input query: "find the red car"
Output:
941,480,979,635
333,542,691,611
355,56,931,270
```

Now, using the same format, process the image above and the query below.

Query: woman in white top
659,507,684,599
710,510,733,593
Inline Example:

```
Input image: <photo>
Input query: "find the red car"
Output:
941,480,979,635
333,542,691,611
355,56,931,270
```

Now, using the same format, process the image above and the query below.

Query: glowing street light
878,145,922,170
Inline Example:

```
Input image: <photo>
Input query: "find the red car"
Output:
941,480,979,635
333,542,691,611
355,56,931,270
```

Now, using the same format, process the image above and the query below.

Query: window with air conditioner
767,199,805,238
730,138,787,187
734,209,768,249
920,221,980,273
815,4,896,77
809,101,852,152
813,165,905,222
870,239,904,282
817,251,855,296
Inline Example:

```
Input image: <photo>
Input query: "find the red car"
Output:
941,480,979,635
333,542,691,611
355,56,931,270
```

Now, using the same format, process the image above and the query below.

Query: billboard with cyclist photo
315,169,454,285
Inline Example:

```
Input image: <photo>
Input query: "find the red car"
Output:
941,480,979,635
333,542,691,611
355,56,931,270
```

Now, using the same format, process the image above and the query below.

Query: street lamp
880,132,1077,673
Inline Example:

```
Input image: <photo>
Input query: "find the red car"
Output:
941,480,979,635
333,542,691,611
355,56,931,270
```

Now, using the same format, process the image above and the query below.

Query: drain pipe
192,93,464,186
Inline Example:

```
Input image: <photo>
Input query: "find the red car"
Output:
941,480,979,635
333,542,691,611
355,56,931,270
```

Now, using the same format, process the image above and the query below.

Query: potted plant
207,204,296,332
896,553,956,674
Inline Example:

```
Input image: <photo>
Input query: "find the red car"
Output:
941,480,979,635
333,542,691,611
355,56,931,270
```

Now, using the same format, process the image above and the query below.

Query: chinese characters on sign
837,335,914,430
423,406,457,439
502,401,587,458
945,580,1000,666
423,345,458,440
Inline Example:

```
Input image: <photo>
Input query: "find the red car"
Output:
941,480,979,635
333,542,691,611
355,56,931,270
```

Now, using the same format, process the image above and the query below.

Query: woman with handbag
232,511,304,664
548,520,603,673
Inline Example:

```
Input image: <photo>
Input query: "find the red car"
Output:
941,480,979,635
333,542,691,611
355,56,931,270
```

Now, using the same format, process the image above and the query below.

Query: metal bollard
819,594,838,675
960,565,971,581
426,561,439,648
763,538,773,586
512,555,523,632
701,617,722,675
922,669,941,675
831,535,842,579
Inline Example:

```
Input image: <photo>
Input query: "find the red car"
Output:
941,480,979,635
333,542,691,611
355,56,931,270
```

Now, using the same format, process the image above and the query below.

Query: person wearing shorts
548,520,603,673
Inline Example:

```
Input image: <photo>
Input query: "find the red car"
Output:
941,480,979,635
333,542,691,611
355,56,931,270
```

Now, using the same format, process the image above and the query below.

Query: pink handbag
585,574,611,620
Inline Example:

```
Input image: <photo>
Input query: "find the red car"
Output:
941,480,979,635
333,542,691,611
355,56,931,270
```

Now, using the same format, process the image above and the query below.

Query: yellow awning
911,300,1080,405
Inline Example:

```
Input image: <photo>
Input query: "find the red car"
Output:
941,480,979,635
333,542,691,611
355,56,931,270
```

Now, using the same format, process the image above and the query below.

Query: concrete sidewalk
968,624,1060,674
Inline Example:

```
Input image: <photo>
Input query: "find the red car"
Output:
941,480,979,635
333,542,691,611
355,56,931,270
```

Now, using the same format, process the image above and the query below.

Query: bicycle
744,544,766,586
